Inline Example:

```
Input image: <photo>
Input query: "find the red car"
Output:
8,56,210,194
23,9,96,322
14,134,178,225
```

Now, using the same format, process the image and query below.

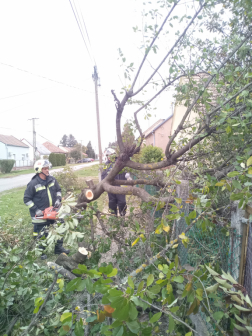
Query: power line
0,87,49,100
75,0,96,65
68,0,93,65
0,62,94,93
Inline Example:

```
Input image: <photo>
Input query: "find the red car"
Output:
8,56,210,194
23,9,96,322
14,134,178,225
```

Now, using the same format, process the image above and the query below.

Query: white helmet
34,159,50,174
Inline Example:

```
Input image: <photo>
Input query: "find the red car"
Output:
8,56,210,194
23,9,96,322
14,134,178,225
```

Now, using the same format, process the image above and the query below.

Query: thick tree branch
112,178,166,188
125,159,175,170
111,90,124,152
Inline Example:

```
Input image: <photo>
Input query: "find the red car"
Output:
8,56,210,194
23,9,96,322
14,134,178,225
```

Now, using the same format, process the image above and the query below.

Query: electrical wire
68,0,94,65
75,0,96,65
0,87,49,100
0,62,94,93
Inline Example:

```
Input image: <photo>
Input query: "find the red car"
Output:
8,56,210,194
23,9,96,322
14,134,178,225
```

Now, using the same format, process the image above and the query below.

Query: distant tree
108,141,117,149
60,134,68,147
70,149,81,161
86,141,95,159
67,134,77,147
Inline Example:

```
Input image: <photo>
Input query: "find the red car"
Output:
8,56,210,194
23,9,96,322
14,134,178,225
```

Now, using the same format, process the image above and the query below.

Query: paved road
0,162,98,193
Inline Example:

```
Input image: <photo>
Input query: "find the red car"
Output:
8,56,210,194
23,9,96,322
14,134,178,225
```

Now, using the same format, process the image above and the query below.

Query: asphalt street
0,162,98,193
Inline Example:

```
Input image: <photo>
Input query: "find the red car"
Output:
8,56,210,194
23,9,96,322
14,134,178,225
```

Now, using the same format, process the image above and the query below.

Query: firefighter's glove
54,199,61,208
35,209,44,217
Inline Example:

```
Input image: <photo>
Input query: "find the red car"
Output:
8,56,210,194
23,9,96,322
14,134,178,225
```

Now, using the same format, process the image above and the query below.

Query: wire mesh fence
244,221,252,299
141,182,244,335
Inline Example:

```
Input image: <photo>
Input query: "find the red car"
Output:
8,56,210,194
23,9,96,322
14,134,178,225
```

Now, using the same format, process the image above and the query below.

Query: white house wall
0,142,7,159
7,145,30,167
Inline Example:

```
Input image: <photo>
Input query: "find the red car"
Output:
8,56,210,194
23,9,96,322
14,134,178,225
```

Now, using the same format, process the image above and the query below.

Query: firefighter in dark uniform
24,159,70,259
101,155,128,216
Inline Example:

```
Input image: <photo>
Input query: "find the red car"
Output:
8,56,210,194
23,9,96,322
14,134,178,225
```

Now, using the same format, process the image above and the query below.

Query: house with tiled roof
0,134,30,167
21,138,51,160
142,116,173,153
43,141,66,154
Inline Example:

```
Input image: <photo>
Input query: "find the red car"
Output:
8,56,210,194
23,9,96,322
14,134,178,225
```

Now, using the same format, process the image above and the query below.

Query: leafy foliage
86,141,95,159
140,145,164,164
49,153,66,167
0,159,15,173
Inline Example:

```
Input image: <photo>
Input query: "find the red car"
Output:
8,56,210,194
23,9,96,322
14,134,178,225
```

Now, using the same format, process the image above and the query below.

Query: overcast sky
0,0,175,153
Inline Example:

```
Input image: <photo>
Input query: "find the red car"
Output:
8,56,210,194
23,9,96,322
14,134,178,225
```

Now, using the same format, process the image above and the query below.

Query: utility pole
28,118,39,163
80,140,83,161
92,66,102,179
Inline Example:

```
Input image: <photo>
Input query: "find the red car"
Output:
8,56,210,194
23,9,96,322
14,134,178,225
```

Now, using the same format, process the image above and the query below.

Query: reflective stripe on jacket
24,174,61,224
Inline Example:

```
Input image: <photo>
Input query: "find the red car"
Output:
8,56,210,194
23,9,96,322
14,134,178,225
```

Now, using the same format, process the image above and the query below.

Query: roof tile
0,134,29,148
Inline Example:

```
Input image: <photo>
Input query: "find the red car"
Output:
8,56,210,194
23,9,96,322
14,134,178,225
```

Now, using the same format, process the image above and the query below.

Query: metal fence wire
244,221,252,299
143,184,243,335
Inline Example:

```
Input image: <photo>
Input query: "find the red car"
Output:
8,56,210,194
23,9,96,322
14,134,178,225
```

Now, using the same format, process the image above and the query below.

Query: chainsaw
35,205,61,220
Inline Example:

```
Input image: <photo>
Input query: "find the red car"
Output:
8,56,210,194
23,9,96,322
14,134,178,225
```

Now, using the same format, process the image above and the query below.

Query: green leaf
129,302,138,320
230,193,243,201
137,281,144,293
213,311,224,321
75,320,84,336
156,201,165,211
147,274,154,287
86,277,93,293
112,326,124,336
107,268,118,277
167,214,180,220
188,211,196,219
149,312,162,323
185,332,192,336
113,303,130,321
128,276,134,289
226,125,232,134
109,289,123,297
76,280,86,292
126,320,140,333
86,316,97,322
60,312,72,322
173,276,184,283
174,197,182,204
149,285,161,294
65,278,81,292
168,315,175,332
227,171,240,177
232,180,242,190
247,156,252,167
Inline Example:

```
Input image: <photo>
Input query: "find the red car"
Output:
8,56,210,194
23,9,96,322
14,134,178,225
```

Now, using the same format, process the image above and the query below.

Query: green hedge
0,160,15,173
49,153,66,167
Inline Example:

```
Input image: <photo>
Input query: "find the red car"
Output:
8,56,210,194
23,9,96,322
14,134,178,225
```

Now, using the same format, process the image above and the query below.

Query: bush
43,155,49,159
49,153,66,167
53,166,84,195
140,145,164,163
0,159,15,173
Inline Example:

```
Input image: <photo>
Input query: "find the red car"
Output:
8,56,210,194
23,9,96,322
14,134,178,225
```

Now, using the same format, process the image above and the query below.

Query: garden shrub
140,145,164,163
0,159,15,173
49,153,66,167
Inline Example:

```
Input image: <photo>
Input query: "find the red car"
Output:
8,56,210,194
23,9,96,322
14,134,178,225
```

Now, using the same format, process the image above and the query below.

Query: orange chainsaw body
35,206,60,220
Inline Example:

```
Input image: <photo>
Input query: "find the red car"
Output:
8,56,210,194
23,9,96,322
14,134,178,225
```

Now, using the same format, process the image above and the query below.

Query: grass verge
0,162,92,179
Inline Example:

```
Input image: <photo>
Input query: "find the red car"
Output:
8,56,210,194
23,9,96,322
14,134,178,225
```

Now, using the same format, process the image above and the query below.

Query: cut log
71,247,89,264
47,262,77,280
55,253,78,272
86,179,95,188
85,189,94,200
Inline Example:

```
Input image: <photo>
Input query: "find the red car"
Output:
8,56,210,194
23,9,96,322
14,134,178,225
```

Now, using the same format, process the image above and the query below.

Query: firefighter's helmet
34,159,50,174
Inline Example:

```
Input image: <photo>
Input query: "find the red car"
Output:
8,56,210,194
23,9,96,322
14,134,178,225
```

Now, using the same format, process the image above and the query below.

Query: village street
0,162,97,193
